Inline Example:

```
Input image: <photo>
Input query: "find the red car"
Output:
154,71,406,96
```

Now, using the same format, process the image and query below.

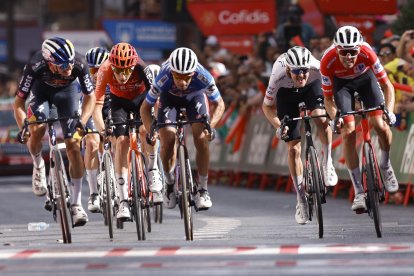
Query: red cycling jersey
320,43,389,97
95,59,149,103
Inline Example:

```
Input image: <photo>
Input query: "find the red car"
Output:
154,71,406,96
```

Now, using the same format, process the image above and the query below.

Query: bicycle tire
363,143,382,238
103,153,114,239
154,204,163,224
308,146,324,239
179,145,193,241
52,150,72,244
131,151,144,240
155,154,164,224
140,153,151,233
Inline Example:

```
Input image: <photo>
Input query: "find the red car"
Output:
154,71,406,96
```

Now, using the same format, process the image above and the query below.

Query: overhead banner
102,19,176,49
187,0,276,36
314,0,397,15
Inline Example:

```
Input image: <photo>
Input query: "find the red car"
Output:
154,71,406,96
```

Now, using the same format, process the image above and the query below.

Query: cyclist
321,26,398,213
140,47,225,210
92,42,162,221
83,47,110,213
13,37,95,226
262,46,337,224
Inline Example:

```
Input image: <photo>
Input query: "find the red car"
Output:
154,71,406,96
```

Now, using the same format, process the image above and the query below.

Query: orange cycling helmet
109,43,138,68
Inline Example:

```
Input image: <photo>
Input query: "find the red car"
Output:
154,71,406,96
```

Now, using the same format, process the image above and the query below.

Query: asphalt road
1,176,414,275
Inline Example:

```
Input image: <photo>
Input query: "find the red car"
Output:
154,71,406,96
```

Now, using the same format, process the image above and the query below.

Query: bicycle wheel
308,146,324,239
52,150,72,244
363,143,382,238
131,151,145,240
179,145,193,241
103,153,114,239
155,154,164,224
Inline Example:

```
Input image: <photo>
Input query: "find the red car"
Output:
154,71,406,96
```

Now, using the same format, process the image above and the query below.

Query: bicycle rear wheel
308,146,324,238
140,153,151,233
363,143,382,238
179,145,193,241
131,151,145,240
53,150,72,244
103,153,114,239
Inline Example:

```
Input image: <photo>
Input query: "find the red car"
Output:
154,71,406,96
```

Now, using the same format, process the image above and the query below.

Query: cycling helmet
42,37,75,64
333,26,363,49
169,47,198,74
85,47,109,68
144,64,161,83
109,43,138,68
285,46,311,68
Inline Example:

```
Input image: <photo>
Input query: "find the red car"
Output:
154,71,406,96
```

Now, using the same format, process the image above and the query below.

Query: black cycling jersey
17,51,94,99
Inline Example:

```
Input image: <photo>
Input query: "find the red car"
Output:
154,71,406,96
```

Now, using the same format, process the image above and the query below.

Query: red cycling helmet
109,43,138,68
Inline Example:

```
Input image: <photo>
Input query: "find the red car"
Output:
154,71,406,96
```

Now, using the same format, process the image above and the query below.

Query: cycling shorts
276,79,324,142
110,93,146,137
27,81,80,139
157,91,209,129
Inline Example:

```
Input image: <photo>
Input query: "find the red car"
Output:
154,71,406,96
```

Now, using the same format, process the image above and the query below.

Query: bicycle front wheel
53,150,72,244
308,146,324,238
103,153,114,239
131,151,145,240
179,145,193,241
363,143,382,238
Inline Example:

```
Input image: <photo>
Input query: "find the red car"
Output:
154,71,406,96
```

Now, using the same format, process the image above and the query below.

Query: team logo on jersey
321,75,331,86
157,75,168,87
197,74,209,85
32,61,42,71
355,63,366,73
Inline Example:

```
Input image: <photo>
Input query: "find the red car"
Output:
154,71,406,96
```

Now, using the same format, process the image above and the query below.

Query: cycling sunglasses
378,50,392,57
171,71,194,81
53,61,74,70
111,66,134,75
290,68,310,75
338,48,360,57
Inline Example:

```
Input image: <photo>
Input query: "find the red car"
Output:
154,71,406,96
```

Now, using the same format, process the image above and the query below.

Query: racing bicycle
280,102,327,238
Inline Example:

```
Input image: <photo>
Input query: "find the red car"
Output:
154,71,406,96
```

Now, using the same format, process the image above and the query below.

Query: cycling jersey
145,62,221,106
95,59,149,103
263,53,321,107
17,51,93,99
320,43,389,97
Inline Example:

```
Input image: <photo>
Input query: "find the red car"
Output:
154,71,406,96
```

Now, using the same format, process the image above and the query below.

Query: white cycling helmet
285,46,311,68
169,47,198,74
144,64,161,83
333,25,363,48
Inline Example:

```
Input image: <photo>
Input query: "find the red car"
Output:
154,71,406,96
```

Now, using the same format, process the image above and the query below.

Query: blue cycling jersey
145,61,221,106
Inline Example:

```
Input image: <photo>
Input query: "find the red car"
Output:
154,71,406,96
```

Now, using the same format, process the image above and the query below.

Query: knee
288,145,301,160
85,136,99,151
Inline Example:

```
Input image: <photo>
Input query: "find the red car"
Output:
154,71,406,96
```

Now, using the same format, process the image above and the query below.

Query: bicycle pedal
44,200,52,212
355,208,367,214
72,220,87,228
118,217,131,222
195,207,209,212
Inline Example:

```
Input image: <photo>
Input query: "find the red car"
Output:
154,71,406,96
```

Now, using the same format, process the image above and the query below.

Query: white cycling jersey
263,53,321,106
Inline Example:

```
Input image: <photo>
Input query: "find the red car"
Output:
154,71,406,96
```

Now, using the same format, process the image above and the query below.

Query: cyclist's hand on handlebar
17,127,30,144
276,125,289,141
203,128,216,142
383,109,396,126
146,131,158,146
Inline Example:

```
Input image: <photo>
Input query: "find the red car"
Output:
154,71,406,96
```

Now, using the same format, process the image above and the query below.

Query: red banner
334,16,376,44
315,0,397,15
216,35,254,55
187,0,276,36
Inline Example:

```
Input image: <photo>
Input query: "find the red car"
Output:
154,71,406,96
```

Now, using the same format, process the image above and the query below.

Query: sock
86,169,98,194
198,174,208,191
31,152,44,168
148,153,158,170
292,175,305,200
116,173,128,202
71,178,83,206
380,149,391,169
323,142,332,166
165,169,175,186
348,167,364,194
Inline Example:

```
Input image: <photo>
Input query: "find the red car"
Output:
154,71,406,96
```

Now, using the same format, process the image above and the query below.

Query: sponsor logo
197,74,209,85
21,75,33,93
218,9,270,25
157,75,168,87
322,75,331,86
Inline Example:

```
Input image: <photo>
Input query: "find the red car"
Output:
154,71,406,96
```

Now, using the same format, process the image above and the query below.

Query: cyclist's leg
333,78,365,210
111,95,131,219
84,131,100,212
305,80,337,186
26,83,50,196
360,71,398,192
55,83,89,225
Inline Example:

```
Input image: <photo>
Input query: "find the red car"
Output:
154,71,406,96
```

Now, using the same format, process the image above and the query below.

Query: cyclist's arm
324,95,337,121
80,93,96,126
140,100,154,135
262,103,281,129
209,97,225,128
92,102,105,132
13,96,27,130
